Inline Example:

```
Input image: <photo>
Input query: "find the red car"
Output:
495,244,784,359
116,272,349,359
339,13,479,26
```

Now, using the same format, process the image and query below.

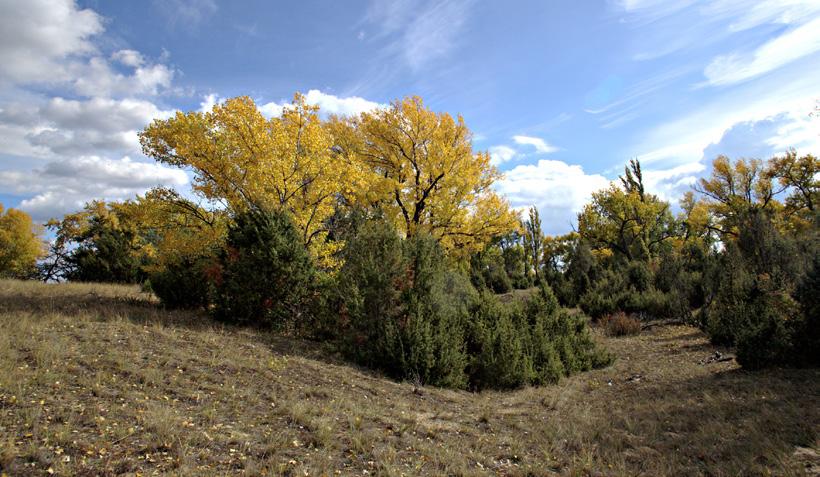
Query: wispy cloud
703,15,820,86
153,0,217,31
362,0,475,70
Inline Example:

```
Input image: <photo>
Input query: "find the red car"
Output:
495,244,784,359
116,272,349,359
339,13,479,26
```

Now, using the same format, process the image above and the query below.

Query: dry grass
0,278,818,476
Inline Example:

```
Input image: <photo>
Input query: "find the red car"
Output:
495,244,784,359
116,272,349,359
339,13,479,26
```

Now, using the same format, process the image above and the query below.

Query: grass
0,279,818,476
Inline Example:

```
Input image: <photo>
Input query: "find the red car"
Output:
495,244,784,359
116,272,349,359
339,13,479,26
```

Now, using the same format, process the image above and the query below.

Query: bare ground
0,279,817,476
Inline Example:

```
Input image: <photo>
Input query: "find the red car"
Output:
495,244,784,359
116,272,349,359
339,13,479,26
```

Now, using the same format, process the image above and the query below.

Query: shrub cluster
332,219,611,390
146,256,215,310
466,285,611,389
701,213,818,369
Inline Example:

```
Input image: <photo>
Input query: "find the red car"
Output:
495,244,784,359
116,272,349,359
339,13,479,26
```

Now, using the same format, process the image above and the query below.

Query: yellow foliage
0,204,45,278
140,94,361,268
329,96,519,257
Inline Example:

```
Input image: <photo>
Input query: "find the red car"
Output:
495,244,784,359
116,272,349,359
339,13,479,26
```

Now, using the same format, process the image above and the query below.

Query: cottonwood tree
0,204,44,278
578,160,676,262
140,94,361,267
328,96,519,257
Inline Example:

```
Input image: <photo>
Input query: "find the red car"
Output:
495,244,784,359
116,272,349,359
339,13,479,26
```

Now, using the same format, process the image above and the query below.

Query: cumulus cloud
0,97,174,158
259,89,384,118
198,93,221,113
0,0,186,222
71,57,175,97
0,0,103,85
496,159,609,235
512,135,558,154
0,156,188,221
0,0,174,97
111,49,145,67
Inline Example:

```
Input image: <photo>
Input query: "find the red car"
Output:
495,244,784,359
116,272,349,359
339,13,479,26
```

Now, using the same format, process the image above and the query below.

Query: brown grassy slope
0,279,817,476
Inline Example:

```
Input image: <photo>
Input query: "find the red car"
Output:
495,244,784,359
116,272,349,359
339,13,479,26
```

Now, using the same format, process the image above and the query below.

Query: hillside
0,279,818,476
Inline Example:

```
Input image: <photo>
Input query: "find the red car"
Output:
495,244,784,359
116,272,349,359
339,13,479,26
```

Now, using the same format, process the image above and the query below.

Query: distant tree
578,159,676,261
0,204,44,278
523,206,544,283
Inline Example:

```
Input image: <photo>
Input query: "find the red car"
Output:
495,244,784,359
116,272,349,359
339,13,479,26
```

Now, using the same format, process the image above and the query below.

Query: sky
0,0,818,234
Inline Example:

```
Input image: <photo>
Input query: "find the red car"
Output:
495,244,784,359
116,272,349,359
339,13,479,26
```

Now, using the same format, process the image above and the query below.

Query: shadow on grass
613,365,819,474
0,280,356,369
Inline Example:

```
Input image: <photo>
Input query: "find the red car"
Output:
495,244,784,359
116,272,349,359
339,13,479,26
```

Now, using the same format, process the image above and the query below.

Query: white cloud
512,135,558,154
0,156,188,221
0,0,189,222
198,93,221,113
0,97,174,158
258,89,384,118
258,101,285,119
635,112,820,206
303,90,384,116
111,49,145,67
489,145,516,165
71,57,175,97
704,16,820,86
496,159,609,235
0,0,103,85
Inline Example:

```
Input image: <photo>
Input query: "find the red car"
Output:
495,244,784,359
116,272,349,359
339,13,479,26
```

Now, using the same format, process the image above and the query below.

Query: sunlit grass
0,279,817,475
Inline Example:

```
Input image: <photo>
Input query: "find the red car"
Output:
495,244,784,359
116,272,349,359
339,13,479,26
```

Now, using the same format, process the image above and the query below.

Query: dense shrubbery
147,256,215,309
466,285,611,389
212,208,316,329
332,219,469,388
43,102,818,379
701,212,818,369
331,218,610,389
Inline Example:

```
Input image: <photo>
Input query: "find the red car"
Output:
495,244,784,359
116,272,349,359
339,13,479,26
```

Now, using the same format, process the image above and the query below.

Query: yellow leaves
695,153,819,238
0,203,46,278
333,95,518,258
578,180,675,260
141,94,353,265
139,93,519,265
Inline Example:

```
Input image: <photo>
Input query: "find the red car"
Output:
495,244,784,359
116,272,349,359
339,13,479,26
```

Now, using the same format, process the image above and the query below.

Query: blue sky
1,0,818,234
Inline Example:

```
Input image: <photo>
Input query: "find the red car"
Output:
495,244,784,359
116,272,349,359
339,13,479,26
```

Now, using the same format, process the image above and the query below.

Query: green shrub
704,213,818,369
794,256,820,367
148,256,215,309
466,284,611,390
213,208,316,329
68,225,147,284
334,219,469,388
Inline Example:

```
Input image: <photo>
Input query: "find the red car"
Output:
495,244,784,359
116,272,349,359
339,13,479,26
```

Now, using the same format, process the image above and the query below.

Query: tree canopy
0,204,44,279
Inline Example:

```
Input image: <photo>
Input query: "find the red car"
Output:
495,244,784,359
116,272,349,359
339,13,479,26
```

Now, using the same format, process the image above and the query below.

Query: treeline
479,155,818,369
13,94,612,390
2,93,816,379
